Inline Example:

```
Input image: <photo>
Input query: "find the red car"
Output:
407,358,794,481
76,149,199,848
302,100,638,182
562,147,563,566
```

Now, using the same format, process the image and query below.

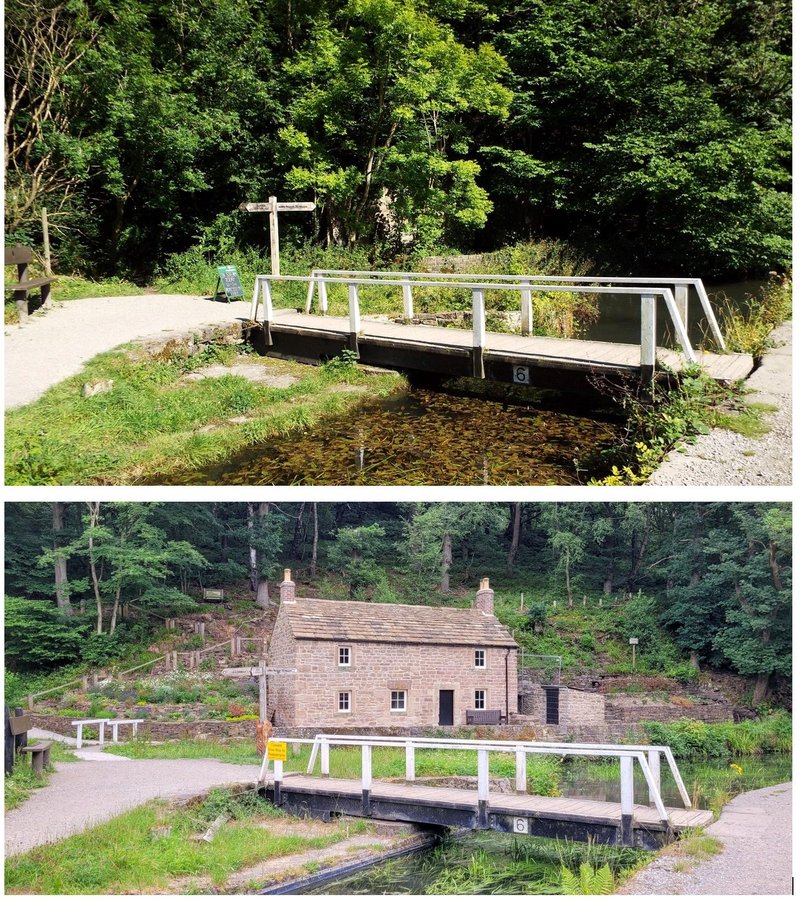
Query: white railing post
321,738,330,776
259,749,272,784
98,720,107,746
521,282,533,336
274,757,284,805
694,279,725,350
250,276,261,320
647,749,661,807
472,289,486,379
664,747,692,809
674,283,689,329
640,292,656,380
515,747,527,793
305,270,317,314
75,722,83,749
318,277,329,315
402,280,414,321
662,289,697,363
405,741,416,782
307,735,321,775
362,743,373,815
620,755,635,845
477,748,490,827
262,278,274,347
348,282,361,356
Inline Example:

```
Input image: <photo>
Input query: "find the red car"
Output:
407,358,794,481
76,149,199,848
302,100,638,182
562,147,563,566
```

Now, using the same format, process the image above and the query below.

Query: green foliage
4,597,87,671
641,712,791,759
560,862,614,895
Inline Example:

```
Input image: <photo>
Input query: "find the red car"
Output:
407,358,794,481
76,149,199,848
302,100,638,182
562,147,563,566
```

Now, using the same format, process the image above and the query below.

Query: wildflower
729,763,743,775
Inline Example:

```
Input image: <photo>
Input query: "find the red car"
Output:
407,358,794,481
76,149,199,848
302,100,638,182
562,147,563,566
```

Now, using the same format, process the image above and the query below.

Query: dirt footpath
4,754,257,857
4,294,253,409
648,322,792,485
618,782,792,895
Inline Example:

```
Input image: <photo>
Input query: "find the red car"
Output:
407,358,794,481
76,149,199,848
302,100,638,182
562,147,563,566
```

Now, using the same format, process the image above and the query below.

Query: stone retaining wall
31,714,258,741
605,696,733,725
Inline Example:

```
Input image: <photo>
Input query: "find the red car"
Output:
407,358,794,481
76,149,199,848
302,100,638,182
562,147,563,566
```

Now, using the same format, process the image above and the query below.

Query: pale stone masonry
267,572,519,728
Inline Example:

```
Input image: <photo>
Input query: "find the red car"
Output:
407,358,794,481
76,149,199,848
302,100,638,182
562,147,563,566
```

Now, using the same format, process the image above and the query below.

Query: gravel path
4,753,257,857
4,294,253,409
618,782,792,895
648,322,792,485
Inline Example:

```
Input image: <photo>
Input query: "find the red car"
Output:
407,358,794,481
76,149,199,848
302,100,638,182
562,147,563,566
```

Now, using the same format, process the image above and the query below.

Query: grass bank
4,786,369,894
5,741,76,811
5,345,402,485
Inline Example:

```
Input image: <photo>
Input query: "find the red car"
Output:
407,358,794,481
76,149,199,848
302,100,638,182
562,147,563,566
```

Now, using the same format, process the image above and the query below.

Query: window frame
474,689,486,710
338,691,351,713
474,648,487,669
338,646,351,667
390,689,407,712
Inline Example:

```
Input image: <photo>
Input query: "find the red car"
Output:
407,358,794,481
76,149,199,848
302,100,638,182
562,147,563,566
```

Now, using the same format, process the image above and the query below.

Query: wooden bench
5,243,56,322
465,709,504,725
5,709,52,775
19,741,53,775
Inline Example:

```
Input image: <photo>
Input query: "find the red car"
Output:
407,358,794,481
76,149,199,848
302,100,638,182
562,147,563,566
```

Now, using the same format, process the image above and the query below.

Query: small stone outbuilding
267,572,519,728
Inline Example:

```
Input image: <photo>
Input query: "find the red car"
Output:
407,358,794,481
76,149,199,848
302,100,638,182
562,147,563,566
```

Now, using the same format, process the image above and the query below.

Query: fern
560,862,614,895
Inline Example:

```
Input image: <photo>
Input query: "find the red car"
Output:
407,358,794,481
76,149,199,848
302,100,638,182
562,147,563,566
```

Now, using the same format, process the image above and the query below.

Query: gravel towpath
648,322,792,485
4,294,253,409
618,782,792,895
4,752,257,857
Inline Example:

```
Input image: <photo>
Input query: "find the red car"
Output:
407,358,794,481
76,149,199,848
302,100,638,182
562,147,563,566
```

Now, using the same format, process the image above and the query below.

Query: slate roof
282,597,518,648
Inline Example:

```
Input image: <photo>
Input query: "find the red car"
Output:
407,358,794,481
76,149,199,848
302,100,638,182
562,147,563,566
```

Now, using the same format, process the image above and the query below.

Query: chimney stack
475,577,494,616
280,568,296,603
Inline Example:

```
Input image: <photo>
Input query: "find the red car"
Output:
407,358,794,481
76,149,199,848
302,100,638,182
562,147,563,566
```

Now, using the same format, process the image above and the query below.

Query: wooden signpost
221,663,296,754
239,197,315,275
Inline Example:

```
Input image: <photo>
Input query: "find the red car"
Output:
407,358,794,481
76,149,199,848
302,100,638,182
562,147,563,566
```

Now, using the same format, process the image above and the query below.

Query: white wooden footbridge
259,734,713,849
248,270,752,384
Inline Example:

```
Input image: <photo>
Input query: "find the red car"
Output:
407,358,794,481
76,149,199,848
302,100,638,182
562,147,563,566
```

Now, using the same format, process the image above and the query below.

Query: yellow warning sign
267,741,287,761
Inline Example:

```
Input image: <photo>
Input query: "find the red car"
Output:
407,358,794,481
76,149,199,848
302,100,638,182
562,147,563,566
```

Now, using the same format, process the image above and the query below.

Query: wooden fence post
673,283,689,329
405,741,415,782
361,744,372,815
250,276,261,321
402,280,414,321
321,738,330,776
520,282,533,336
318,278,329,315
647,749,661,807
515,747,527,793
472,289,486,379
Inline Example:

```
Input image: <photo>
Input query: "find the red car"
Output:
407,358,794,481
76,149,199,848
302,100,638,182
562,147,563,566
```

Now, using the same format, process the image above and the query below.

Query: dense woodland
5,0,791,278
4,502,791,705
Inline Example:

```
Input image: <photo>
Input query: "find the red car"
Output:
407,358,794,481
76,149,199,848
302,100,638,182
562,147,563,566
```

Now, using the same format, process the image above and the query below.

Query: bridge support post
620,755,635,846
318,279,329,315
321,739,330,776
640,293,656,383
348,282,361,357
472,289,485,379
521,282,533,336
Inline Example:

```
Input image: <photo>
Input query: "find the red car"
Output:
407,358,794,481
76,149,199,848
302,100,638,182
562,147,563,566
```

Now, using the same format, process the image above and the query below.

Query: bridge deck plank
271,774,713,830
266,310,751,381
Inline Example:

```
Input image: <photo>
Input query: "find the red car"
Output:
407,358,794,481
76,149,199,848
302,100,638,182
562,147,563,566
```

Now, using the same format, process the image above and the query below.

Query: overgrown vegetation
718,273,793,358
5,346,401,485
642,712,792,759
4,789,365,893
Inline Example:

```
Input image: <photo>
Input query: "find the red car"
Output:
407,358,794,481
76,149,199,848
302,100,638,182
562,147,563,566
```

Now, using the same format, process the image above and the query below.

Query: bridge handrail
259,733,696,829
251,274,699,369
302,269,725,351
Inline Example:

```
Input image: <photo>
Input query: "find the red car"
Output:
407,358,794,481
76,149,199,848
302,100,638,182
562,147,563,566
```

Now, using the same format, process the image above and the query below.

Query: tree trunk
109,585,121,635
689,650,700,669
247,503,258,592
603,558,614,595
507,502,521,575
440,532,452,593
255,502,271,608
565,546,573,607
87,502,104,634
52,502,72,615
752,672,770,705
311,503,319,578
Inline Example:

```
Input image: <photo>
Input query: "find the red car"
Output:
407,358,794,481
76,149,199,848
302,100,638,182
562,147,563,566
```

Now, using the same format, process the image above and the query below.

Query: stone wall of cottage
520,684,606,727
271,638,518,728
266,601,298,726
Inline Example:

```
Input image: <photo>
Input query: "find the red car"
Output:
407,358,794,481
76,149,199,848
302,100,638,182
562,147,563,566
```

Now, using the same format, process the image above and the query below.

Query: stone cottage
267,571,519,728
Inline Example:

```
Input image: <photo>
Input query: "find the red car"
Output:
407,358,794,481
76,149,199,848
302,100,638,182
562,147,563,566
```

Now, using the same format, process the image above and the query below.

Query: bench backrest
5,244,33,266
203,588,224,601
8,713,32,736
465,709,502,725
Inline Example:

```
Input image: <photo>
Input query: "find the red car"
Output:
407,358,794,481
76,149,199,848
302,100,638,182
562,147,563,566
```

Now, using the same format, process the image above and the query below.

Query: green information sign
213,265,244,301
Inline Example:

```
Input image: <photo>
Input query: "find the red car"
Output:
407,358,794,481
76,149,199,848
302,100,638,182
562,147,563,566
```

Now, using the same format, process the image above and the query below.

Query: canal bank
648,321,791,485
617,782,792,895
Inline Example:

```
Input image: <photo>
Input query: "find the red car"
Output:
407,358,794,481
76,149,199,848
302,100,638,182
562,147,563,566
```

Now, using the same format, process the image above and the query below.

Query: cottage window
338,646,351,667
338,692,351,713
474,690,486,710
390,690,407,712
474,648,486,668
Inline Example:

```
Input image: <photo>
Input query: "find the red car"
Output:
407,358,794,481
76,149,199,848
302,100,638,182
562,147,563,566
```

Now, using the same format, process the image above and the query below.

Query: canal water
300,753,790,895
177,277,767,486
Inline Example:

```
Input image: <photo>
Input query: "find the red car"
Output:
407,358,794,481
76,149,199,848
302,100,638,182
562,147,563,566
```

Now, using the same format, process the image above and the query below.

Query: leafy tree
4,596,86,671
327,523,391,600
